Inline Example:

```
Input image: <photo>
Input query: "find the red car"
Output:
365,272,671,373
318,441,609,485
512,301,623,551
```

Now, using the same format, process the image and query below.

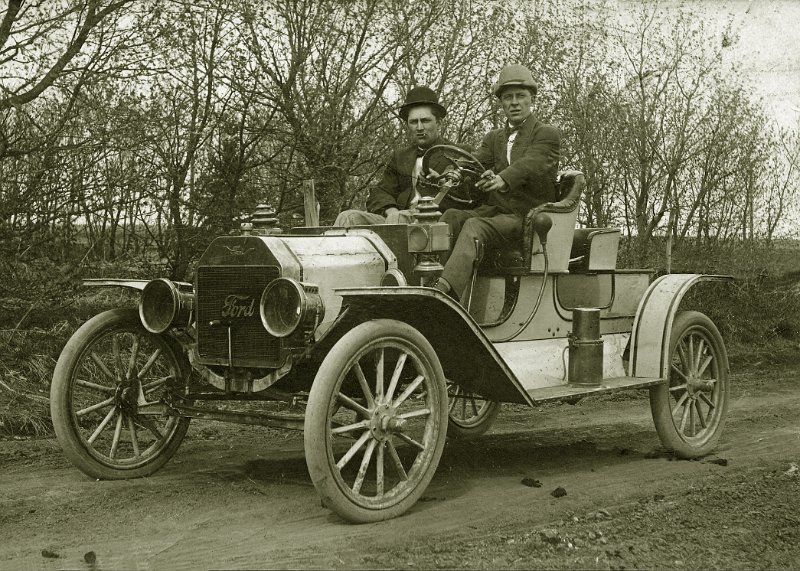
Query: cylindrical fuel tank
568,307,604,385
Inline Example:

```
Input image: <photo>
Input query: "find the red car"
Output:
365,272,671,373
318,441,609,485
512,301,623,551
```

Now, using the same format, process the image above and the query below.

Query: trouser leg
440,213,523,297
333,210,387,227
439,208,482,266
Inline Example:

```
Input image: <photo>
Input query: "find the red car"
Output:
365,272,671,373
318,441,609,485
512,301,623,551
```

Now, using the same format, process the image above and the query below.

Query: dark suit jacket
366,137,473,215
472,117,561,217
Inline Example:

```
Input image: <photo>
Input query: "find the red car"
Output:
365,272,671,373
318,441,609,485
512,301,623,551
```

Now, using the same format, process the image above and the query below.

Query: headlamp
259,278,323,338
139,278,194,333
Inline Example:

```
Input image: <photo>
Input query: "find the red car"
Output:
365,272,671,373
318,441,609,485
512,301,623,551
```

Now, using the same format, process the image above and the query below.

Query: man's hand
475,170,507,193
425,168,441,181
425,167,460,185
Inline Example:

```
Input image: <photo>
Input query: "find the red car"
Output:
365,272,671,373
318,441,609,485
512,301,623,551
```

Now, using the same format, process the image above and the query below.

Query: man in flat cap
335,86,472,226
434,64,561,301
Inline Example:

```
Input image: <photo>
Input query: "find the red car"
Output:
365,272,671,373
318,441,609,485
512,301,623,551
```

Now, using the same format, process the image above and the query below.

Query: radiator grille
196,265,281,365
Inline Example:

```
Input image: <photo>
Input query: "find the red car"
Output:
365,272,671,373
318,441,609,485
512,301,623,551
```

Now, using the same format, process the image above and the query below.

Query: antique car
50,146,730,523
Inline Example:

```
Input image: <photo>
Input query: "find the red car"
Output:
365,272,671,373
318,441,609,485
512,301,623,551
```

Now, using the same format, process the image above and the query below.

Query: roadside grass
1,241,799,439
0,286,138,438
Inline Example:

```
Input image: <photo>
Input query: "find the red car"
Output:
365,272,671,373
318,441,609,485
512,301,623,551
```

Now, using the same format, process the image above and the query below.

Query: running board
170,403,306,431
527,376,665,404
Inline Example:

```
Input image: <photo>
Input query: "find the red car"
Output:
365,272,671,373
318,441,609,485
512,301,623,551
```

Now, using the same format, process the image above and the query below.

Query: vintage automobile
50,146,730,523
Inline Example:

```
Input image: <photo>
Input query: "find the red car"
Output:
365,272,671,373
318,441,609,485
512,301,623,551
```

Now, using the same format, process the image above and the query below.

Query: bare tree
239,0,448,221
759,125,800,242
129,1,235,278
0,0,135,157
1,0,797,283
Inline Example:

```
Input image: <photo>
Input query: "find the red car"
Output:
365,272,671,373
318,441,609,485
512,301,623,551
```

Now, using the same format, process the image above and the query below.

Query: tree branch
0,0,131,111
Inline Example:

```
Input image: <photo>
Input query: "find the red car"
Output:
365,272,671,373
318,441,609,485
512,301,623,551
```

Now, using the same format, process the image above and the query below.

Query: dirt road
2,358,800,570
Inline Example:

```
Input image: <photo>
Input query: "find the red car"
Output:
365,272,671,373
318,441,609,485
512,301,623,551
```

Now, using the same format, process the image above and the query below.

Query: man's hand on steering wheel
424,167,461,186
420,145,487,207
475,170,508,193
420,145,486,183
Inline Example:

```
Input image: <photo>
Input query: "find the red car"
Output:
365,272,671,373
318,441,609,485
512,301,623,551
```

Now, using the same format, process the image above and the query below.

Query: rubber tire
649,310,729,458
447,388,501,439
304,319,448,523
51,308,190,479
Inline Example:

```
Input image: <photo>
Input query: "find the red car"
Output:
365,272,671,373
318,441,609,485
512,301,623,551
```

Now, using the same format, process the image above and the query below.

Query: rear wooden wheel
650,311,729,458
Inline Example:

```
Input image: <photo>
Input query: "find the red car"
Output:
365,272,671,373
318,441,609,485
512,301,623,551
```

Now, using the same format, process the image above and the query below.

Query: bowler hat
493,64,538,97
398,86,447,120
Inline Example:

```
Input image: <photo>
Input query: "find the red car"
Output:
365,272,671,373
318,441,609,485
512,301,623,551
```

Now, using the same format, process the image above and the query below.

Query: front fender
313,287,534,406
82,278,151,291
629,273,732,378
81,278,193,293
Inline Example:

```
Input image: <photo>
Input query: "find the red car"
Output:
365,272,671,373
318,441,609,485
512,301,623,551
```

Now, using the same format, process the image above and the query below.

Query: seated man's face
406,106,440,148
499,87,533,125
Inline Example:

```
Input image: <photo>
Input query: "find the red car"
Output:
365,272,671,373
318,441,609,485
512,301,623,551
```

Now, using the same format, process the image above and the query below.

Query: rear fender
629,274,732,378
313,287,534,405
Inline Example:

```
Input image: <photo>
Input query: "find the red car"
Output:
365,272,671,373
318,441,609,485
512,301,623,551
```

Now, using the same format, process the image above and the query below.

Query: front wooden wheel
650,311,730,458
304,319,448,523
51,309,190,479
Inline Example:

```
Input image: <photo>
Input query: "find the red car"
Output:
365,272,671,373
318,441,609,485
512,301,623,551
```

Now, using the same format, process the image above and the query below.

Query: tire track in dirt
2,383,800,569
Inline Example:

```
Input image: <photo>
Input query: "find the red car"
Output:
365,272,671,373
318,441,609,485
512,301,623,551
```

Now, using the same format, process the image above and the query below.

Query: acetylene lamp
259,277,324,338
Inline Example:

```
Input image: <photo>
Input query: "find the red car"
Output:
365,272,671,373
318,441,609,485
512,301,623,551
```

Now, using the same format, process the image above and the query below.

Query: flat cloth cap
493,64,538,97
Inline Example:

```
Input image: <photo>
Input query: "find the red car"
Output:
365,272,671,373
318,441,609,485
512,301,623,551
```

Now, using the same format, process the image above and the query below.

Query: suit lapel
399,145,417,178
494,129,509,170
509,117,537,164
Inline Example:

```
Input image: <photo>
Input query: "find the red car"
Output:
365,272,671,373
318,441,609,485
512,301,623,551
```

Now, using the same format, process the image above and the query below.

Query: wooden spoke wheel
446,381,500,439
650,311,730,458
51,309,190,479
304,320,447,523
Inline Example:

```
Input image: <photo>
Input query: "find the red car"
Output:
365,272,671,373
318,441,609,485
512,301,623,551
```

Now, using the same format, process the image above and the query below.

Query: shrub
620,237,800,348
0,255,144,437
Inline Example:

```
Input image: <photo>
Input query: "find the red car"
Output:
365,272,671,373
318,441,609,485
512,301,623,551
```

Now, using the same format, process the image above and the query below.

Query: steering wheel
420,145,487,207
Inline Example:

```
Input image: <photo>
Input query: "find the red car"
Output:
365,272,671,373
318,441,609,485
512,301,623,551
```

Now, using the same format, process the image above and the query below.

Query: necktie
505,124,521,138
411,154,424,207
506,129,518,164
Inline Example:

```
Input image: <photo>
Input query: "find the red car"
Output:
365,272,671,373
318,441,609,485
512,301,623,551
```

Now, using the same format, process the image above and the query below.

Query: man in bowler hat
434,64,561,301
335,86,472,226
